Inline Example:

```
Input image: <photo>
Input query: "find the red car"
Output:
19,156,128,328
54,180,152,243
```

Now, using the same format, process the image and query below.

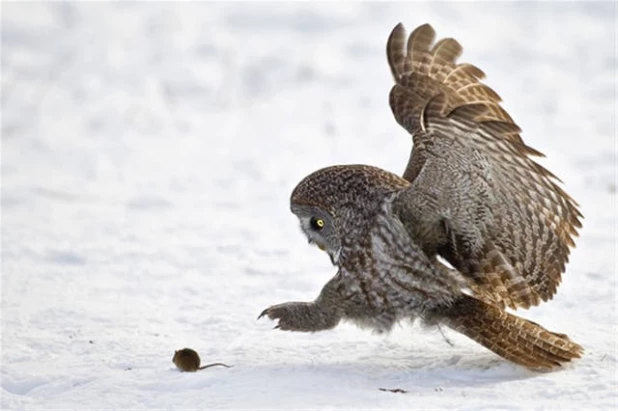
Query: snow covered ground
1,2,616,409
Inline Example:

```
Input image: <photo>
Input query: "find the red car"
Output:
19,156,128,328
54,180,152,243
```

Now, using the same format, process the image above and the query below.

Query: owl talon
257,309,269,320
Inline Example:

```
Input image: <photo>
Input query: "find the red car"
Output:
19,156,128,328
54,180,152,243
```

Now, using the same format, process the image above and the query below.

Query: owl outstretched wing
387,23,582,309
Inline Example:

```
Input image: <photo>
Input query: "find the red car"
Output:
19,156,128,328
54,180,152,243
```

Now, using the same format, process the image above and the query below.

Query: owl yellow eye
310,217,325,230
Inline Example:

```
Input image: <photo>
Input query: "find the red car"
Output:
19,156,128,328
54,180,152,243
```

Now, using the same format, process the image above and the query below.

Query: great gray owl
259,23,583,370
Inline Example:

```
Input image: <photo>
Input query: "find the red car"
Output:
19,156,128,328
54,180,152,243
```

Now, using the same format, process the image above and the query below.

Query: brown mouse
172,348,231,372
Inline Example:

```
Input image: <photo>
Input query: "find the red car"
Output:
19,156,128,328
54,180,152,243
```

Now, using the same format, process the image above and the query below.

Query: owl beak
308,238,329,256
308,239,336,265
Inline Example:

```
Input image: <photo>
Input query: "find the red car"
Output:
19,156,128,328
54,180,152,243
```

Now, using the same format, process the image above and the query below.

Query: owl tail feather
441,295,583,370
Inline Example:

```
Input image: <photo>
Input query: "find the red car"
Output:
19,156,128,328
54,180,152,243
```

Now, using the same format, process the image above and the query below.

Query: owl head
289,165,409,265
291,202,341,265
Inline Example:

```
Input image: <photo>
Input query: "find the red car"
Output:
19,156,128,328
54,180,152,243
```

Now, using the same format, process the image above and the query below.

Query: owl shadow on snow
252,352,546,389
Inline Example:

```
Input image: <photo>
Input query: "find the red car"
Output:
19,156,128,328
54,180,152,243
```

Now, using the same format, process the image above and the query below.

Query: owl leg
258,301,341,332
259,275,344,332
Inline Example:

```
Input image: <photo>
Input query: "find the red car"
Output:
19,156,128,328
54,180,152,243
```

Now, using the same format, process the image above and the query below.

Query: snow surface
1,2,617,409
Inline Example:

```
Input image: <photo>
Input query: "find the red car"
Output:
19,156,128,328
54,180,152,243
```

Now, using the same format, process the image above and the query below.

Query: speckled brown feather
387,23,582,309
440,295,583,370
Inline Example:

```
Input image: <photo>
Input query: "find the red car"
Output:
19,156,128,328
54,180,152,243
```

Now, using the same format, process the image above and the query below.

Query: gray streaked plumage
388,23,582,309
260,23,583,370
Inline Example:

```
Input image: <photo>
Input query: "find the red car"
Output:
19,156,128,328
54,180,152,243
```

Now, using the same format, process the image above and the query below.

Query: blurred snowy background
1,2,616,409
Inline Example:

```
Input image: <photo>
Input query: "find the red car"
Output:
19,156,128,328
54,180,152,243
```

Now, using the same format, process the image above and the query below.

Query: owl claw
259,305,289,330
257,309,269,320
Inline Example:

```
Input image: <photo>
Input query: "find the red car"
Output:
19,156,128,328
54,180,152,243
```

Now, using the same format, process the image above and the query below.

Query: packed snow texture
2,2,616,409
